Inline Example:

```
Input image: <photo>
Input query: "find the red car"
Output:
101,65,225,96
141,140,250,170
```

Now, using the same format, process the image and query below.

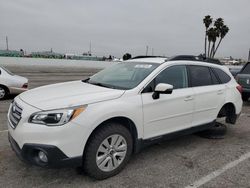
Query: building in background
0,49,24,57
31,49,64,59
219,57,241,65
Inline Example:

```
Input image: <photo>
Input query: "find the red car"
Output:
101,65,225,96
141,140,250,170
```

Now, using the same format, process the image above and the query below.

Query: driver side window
143,65,188,93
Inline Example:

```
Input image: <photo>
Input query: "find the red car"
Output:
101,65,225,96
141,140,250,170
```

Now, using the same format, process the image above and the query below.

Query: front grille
9,102,23,129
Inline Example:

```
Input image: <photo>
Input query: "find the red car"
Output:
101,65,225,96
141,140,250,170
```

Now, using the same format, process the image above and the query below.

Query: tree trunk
210,42,216,58
205,30,207,57
213,38,222,57
208,41,211,57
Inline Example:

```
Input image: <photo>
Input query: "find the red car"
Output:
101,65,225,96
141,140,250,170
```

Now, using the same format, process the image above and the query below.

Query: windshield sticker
135,64,152,69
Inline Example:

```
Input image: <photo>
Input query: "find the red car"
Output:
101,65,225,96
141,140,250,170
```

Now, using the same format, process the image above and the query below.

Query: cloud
0,0,249,59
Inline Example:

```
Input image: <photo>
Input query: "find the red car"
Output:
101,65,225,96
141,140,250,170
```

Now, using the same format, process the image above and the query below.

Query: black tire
242,94,249,102
83,123,133,180
197,122,227,139
0,86,8,100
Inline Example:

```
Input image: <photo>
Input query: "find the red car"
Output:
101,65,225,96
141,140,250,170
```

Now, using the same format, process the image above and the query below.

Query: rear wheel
0,86,7,100
83,123,133,180
242,94,249,102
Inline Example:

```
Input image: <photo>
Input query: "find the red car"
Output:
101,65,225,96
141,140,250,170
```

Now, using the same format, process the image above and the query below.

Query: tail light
22,83,28,89
236,85,242,94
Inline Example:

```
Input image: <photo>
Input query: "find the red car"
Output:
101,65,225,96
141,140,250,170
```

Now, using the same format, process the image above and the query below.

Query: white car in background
0,66,28,100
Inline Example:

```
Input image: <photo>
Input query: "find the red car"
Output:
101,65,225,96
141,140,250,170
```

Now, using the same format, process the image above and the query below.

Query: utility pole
146,45,148,56
6,36,9,51
248,49,250,62
89,42,92,55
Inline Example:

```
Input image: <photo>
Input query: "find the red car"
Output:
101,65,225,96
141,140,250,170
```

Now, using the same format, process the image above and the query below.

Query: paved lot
0,66,250,188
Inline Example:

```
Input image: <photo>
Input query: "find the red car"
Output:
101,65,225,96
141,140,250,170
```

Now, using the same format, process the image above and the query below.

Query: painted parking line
0,130,8,133
185,151,250,188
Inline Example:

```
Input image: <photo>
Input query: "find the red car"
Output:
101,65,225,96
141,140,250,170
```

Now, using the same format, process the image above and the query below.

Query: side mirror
152,83,173,99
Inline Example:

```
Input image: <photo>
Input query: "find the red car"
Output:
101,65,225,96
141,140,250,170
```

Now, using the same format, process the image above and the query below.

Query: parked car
229,67,242,77
8,56,242,179
236,62,250,101
0,66,28,100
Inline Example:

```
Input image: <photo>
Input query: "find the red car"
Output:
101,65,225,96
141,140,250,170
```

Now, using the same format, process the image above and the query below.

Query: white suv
8,56,242,179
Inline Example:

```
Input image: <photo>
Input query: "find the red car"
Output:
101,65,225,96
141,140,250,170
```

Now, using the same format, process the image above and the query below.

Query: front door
141,65,194,139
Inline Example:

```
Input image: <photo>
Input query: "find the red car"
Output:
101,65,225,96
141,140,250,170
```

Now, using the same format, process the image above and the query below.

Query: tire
242,94,249,102
83,123,133,180
0,86,7,100
197,122,227,139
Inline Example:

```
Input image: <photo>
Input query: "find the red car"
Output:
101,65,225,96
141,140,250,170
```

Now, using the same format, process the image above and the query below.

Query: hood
19,80,125,110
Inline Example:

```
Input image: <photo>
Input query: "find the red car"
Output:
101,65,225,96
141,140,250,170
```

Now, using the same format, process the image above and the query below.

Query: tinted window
210,69,220,84
241,63,250,74
212,68,231,84
155,65,188,89
189,66,212,87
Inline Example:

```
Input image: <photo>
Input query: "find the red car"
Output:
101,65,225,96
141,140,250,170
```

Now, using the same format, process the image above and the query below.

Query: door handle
217,90,224,95
184,96,193,101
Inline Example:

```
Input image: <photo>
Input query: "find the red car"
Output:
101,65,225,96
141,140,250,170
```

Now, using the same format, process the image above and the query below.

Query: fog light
38,151,48,163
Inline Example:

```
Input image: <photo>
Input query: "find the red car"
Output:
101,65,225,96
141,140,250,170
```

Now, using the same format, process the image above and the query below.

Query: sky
0,0,250,59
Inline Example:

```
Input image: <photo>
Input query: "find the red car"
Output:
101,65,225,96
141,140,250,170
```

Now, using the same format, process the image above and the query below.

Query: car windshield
84,62,159,90
1,66,14,76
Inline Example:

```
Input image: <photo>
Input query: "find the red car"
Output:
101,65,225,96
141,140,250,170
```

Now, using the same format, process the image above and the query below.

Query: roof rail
131,55,167,59
167,55,222,65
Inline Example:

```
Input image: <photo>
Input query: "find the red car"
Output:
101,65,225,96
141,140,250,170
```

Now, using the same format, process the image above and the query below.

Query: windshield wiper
91,82,109,88
82,78,90,83
82,78,122,89
83,79,111,88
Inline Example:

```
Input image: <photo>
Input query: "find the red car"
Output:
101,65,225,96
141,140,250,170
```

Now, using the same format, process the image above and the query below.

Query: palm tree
209,18,223,57
214,18,224,30
213,25,229,57
210,29,218,58
207,28,216,57
203,15,213,57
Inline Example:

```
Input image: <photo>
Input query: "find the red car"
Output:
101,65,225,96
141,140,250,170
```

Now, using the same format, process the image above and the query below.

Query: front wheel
83,123,133,180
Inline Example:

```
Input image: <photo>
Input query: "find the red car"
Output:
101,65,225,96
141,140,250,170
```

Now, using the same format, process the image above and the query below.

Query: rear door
188,65,226,126
237,63,250,89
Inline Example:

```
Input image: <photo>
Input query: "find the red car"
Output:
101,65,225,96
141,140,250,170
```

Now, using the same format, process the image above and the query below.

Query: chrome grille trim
8,102,23,129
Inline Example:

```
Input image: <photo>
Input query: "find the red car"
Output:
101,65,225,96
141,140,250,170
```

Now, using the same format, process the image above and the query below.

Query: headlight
29,106,87,126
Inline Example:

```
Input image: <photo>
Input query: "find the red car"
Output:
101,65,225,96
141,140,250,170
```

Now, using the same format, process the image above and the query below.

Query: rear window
212,68,231,84
1,67,14,76
241,63,250,74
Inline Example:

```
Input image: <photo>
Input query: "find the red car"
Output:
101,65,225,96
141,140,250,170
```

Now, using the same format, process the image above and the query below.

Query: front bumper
9,87,28,95
8,133,82,168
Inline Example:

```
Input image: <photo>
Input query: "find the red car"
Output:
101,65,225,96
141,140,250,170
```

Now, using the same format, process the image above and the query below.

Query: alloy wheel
96,134,127,172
